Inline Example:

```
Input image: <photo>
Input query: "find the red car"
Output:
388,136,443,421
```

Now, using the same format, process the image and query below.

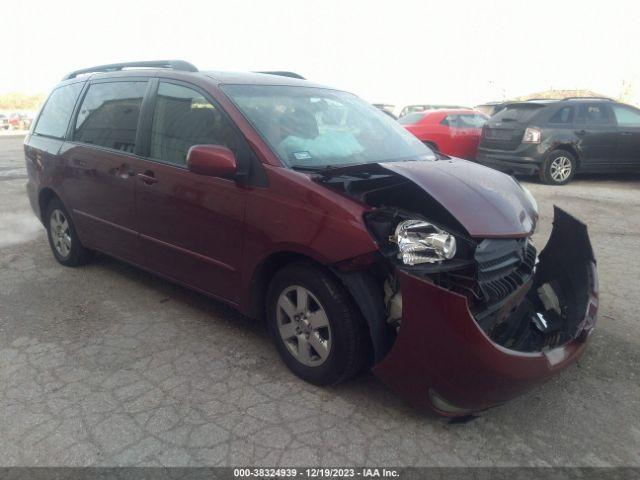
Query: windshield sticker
293,151,312,160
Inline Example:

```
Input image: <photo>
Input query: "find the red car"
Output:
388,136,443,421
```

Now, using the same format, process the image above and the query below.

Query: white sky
3,0,640,107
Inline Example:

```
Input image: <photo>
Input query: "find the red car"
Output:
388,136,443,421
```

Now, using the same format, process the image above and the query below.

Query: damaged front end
322,162,598,414
372,208,597,414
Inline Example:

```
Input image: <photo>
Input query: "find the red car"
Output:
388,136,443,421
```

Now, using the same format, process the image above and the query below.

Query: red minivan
25,61,598,415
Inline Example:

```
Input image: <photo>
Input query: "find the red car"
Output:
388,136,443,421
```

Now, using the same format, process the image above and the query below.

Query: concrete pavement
1,136,639,466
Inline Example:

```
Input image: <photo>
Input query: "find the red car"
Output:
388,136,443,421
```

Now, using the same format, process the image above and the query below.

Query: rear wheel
266,263,369,386
45,198,93,266
539,150,576,185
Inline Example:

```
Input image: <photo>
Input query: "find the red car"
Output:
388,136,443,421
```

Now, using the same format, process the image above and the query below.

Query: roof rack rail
525,98,560,101
62,60,198,80
563,96,613,101
255,71,306,80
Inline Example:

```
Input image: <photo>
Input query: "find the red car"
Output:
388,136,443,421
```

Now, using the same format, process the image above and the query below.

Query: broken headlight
392,220,457,265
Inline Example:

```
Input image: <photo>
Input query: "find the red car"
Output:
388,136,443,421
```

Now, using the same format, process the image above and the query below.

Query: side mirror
187,145,237,178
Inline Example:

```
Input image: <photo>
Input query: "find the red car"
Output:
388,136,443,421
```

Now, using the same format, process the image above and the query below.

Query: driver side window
150,82,239,166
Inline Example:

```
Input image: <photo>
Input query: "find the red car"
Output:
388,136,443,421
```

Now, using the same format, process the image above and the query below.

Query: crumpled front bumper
373,207,598,415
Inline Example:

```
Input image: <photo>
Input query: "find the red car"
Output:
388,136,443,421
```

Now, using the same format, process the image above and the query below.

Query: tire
266,262,369,386
45,198,93,266
539,150,576,185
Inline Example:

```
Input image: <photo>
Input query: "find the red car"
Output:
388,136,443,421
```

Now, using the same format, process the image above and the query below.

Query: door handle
74,158,88,167
137,171,158,185
575,130,587,136
620,131,633,136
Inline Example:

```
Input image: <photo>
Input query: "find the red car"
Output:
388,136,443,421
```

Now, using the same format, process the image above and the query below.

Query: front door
61,80,149,262
612,104,640,167
134,80,248,303
574,103,618,169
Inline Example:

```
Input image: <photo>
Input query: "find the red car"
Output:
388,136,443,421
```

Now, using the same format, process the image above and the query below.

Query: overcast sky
3,0,640,106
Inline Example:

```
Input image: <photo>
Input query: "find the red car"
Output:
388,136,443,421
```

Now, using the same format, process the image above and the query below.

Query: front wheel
266,263,369,386
539,150,576,185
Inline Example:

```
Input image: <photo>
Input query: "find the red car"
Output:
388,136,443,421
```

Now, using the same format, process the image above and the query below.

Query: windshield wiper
290,163,369,172
289,164,332,172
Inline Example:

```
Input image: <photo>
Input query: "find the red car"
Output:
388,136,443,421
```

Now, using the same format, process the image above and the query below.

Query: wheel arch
550,143,581,168
38,187,61,224
247,249,384,364
247,250,325,320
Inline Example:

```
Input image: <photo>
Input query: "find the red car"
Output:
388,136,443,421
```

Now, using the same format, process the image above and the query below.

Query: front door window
150,82,240,166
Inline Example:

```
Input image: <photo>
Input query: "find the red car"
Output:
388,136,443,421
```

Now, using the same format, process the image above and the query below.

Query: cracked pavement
0,136,639,466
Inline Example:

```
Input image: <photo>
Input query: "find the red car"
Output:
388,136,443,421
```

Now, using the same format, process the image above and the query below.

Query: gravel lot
1,135,639,467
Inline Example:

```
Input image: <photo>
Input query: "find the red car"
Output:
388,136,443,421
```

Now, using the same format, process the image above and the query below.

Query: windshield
222,85,435,169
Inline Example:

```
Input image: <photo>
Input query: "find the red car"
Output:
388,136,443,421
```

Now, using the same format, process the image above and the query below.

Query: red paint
374,268,597,413
382,159,538,238
403,109,488,160
187,145,237,177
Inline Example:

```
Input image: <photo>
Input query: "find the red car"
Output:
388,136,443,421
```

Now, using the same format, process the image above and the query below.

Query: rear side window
149,82,241,166
575,104,613,125
492,105,544,123
548,106,574,124
74,81,147,153
612,105,640,126
34,83,83,138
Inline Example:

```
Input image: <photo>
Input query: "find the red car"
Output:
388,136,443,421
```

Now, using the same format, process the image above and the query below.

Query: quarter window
74,81,147,153
548,106,574,124
612,105,640,126
150,82,239,166
34,83,83,139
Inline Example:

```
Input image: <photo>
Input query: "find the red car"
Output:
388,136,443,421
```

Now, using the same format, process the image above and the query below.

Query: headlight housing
392,220,457,265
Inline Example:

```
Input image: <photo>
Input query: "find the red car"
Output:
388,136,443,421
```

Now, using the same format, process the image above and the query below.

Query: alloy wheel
550,156,572,182
276,286,332,367
50,209,72,258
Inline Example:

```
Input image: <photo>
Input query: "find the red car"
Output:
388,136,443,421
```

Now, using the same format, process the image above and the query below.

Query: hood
315,159,538,238
381,159,537,237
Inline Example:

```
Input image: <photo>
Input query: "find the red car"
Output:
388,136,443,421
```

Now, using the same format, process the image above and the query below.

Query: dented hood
379,159,537,237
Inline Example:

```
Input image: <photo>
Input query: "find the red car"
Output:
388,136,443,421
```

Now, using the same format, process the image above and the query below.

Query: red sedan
400,109,489,160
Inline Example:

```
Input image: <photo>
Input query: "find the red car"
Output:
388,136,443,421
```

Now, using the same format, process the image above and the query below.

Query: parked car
399,109,489,160
398,104,467,118
477,97,640,185
0,114,9,130
25,60,598,416
8,113,32,130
